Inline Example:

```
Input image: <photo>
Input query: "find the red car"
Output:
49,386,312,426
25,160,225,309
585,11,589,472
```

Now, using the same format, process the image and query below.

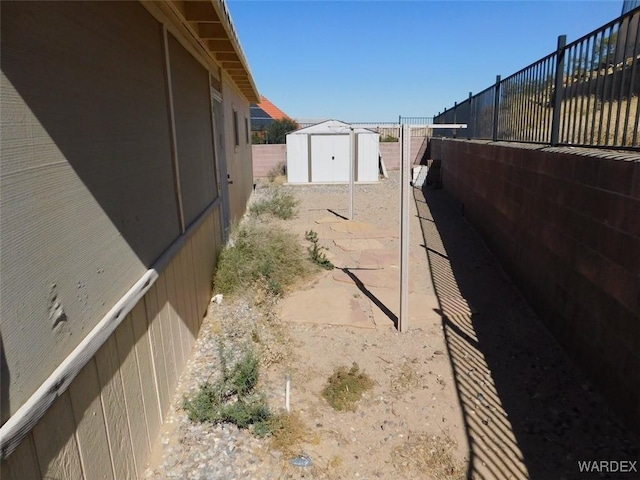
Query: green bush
184,346,272,435
214,222,310,296
252,131,266,145
249,188,298,220
380,134,398,142
229,349,259,397
265,118,299,144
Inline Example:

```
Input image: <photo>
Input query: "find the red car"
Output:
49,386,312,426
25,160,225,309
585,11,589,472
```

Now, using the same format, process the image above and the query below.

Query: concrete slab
289,222,332,239
333,238,384,251
366,288,441,329
357,249,398,268
330,221,376,234
315,216,346,224
325,221,399,240
355,250,423,268
332,267,415,291
347,230,399,239
278,286,374,328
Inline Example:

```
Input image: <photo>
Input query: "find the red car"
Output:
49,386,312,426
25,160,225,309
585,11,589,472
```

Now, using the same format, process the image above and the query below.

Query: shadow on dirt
415,185,638,479
341,268,398,329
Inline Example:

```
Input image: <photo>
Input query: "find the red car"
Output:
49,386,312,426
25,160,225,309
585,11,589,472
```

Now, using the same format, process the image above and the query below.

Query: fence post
551,34,567,146
453,101,457,138
492,75,501,141
399,124,411,333
468,92,473,140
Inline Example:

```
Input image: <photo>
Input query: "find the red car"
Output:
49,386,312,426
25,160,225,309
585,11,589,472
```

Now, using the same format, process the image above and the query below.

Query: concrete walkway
278,195,441,330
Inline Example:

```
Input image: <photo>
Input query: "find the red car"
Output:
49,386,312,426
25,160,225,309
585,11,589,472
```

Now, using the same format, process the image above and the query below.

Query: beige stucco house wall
0,1,259,478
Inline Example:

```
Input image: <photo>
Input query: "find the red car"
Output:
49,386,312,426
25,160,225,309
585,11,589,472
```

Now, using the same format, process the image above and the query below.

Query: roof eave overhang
166,0,260,103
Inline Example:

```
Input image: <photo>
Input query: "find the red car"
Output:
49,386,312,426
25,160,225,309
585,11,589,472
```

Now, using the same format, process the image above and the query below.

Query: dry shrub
390,357,424,396
322,363,374,411
213,221,311,296
251,293,294,368
267,161,287,182
393,433,465,480
250,188,299,220
268,411,308,455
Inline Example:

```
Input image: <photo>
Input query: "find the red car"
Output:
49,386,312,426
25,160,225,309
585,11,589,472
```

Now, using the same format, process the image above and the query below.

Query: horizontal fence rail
434,6,640,149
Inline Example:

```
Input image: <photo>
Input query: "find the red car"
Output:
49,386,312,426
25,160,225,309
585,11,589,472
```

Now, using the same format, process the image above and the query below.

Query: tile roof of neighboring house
256,96,289,120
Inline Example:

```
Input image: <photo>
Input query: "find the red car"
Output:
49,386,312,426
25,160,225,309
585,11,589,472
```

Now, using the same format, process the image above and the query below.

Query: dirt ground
148,171,638,479
256,174,469,479
257,173,638,479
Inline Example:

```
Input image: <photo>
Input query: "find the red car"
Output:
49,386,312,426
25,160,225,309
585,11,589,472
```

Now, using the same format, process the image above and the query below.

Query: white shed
286,120,380,184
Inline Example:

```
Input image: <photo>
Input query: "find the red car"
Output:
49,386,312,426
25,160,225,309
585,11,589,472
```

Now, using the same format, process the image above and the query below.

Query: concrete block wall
252,144,286,178
378,137,428,170
431,138,640,430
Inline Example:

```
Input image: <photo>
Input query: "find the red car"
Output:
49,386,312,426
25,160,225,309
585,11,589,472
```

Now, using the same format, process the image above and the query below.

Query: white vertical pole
285,375,291,413
399,124,411,332
349,128,355,220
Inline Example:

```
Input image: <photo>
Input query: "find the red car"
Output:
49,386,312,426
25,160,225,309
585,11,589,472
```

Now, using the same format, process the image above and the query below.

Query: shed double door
310,135,350,182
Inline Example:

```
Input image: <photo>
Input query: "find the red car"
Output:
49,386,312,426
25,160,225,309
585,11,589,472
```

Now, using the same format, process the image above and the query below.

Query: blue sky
228,1,623,122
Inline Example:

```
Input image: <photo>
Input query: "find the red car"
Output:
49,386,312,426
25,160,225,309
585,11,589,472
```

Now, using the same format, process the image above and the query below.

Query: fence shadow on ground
414,186,639,479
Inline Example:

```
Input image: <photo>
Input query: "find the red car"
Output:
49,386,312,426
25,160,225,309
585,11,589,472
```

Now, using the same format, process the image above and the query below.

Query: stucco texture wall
222,73,253,223
431,138,640,430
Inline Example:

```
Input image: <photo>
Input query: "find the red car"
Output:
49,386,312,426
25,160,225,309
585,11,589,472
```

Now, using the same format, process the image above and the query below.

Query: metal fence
434,6,640,149
399,116,433,125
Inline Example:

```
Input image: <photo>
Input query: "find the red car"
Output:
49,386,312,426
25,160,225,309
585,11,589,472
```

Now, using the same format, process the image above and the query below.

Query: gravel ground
144,296,288,480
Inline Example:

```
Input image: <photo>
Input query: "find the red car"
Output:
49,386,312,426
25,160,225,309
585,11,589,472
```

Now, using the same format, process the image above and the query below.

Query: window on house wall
245,117,250,144
233,109,239,147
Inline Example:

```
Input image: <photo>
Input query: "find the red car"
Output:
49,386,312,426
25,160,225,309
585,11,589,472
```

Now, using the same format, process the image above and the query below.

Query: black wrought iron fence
399,116,433,125
434,6,640,149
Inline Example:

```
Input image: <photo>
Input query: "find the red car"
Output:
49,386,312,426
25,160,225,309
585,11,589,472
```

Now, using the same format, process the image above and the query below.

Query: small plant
321,363,374,411
305,230,334,270
214,221,310,296
380,134,398,142
228,348,259,396
250,188,298,220
183,346,272,435
267,161,287,182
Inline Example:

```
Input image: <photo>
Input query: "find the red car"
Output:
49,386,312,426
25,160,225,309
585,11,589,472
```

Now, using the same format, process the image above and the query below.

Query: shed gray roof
288,120,378,135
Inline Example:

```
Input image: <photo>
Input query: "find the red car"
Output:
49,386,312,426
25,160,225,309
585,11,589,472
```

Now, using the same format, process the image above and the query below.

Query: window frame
233,109,239,148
